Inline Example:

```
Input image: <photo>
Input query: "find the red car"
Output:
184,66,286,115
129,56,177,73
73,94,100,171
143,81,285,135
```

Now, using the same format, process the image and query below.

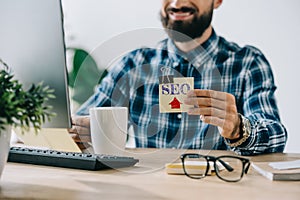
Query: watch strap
225,114,251,147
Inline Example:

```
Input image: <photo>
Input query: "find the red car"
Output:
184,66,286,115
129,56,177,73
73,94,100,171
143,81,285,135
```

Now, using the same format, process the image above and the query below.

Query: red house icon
169,97,182,109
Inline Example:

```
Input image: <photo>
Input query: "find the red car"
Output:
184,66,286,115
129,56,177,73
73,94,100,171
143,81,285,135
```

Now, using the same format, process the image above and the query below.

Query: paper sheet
268,160,300,170
12,127,81,153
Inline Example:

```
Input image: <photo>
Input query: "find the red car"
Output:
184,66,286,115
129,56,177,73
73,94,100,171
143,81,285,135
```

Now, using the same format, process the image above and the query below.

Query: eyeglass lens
182,155,209,179
215,156,244,182
182,154,247,182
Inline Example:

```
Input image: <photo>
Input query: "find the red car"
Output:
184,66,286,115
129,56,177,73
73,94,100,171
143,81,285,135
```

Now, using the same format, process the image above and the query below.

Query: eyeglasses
180,153,251,182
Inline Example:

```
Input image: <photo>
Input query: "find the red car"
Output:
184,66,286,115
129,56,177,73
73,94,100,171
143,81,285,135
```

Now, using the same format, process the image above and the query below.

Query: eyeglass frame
180,153,251,182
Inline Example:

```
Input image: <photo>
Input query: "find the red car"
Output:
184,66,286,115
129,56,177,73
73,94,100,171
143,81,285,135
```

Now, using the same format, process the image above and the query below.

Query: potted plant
0,59,55,179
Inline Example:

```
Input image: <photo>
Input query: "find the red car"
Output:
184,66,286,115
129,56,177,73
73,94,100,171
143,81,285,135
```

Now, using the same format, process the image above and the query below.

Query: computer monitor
0,0,71,128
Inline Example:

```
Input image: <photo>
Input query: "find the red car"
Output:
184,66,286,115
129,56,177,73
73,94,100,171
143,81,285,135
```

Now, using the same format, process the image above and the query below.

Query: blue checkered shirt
77,30,287,155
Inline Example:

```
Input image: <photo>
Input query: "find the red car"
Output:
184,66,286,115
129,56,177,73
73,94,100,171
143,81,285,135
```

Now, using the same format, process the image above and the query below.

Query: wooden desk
1,148,300,200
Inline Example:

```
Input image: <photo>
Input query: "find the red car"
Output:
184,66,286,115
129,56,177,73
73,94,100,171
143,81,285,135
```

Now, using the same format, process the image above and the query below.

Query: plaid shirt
77,30,287,155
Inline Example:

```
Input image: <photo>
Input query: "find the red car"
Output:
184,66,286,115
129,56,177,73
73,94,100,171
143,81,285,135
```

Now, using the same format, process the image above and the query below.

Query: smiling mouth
166,6,197,21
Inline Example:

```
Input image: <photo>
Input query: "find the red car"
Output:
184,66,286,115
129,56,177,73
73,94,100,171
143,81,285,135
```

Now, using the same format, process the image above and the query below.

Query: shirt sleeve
75,56,131,116
231,50,287,155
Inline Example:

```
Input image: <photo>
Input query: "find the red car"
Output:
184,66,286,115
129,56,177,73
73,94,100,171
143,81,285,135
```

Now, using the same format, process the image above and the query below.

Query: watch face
242,116,251,135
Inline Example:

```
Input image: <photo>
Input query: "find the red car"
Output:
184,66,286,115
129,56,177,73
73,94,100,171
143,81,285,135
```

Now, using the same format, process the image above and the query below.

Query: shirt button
173,62,179,67
177,114,182,119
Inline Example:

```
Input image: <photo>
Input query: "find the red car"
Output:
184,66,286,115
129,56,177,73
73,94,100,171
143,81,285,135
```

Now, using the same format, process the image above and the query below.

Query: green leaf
67,48,108,105
0,68,56,133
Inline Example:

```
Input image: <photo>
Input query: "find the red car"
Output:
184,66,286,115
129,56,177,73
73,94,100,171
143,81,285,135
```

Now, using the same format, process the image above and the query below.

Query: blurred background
62,0,300,153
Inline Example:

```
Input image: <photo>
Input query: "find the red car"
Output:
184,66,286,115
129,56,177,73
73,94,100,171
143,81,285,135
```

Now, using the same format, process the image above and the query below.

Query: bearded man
69,0,287,156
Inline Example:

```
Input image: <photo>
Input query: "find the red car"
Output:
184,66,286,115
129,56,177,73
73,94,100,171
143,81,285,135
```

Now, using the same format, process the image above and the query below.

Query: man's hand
68,116,91,150
184,89,240,140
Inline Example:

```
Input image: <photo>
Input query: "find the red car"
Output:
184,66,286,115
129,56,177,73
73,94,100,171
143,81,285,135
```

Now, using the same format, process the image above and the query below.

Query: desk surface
1,148,300,200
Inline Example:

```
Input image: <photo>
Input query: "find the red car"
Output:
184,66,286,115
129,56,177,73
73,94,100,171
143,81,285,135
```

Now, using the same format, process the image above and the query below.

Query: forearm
233,54,287,155
230,116,287,156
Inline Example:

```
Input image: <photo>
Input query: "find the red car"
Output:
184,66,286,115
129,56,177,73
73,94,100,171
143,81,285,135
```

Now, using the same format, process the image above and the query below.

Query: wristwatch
226,114,251,147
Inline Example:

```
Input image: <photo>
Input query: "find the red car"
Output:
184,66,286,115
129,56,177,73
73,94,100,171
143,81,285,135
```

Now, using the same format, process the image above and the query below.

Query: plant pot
0,125,12,179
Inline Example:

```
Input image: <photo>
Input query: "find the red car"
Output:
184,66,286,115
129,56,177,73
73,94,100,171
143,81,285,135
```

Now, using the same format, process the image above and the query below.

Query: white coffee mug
89,107,128,155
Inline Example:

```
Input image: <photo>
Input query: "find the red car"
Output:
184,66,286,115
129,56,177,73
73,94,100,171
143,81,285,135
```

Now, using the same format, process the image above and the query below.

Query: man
69,0,287,155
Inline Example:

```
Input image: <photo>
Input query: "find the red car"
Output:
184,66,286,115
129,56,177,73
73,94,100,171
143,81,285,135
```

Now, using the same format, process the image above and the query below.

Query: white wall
213,0,300,153
62,0,300,153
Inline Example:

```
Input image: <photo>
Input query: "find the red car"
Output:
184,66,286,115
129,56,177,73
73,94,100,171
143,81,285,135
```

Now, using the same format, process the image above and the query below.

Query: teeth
172,12,191,17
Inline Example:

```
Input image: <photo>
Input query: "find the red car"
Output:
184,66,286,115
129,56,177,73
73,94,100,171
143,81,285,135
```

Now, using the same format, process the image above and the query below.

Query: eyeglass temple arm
218,159,234,172
244,161,251,174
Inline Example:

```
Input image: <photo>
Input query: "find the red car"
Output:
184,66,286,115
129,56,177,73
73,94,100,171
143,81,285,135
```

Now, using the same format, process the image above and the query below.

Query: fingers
69,129,91,150
199,115,224,128
184,90,236,117
199,114,240,139
185,97,226,110
187,107,226,119
185,89,235,108
68,115,91,150
69,126,91,150
71,115,90,128
71,133,91,143
187,89,227,101
68,125,90,136
184,89,240,139
76,142,91,150
69,115,91,137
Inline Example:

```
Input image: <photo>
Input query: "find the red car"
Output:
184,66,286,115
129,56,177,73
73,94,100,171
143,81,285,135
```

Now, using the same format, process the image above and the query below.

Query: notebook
252,160,300,181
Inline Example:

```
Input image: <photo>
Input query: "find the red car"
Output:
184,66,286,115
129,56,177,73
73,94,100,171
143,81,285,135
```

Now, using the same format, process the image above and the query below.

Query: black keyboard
8,147,139,170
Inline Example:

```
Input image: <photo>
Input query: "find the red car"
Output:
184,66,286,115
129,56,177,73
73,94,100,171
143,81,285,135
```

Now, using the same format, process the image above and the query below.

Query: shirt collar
166,29,219,68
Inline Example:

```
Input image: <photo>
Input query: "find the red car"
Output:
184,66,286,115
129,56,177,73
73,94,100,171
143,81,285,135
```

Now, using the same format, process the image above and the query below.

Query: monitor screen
0,0,71,128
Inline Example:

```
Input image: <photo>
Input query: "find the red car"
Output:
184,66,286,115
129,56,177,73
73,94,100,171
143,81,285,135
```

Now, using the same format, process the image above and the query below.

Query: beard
160,5,214,42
